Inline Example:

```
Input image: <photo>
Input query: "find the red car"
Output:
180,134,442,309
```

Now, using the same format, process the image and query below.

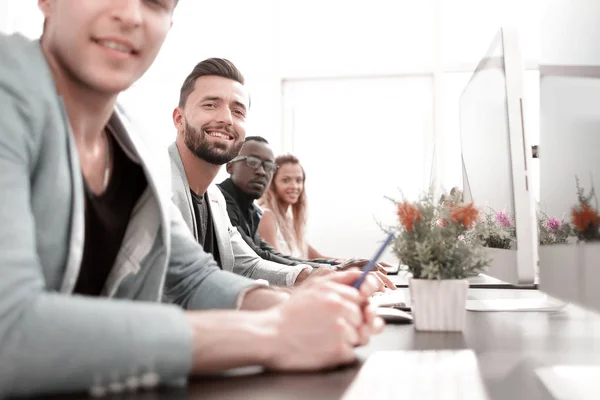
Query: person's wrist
240,287,289,310
184,311,206,374
294,268,311,284
254,308,281,368
183,308,281,373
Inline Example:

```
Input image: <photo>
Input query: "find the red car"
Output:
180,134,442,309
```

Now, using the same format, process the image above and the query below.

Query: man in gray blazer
0,1,383,398
169,59,396,289
169,58,323,287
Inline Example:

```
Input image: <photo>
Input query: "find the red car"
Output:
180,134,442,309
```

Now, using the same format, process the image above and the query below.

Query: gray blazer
168,143,309,287
0,33,260,397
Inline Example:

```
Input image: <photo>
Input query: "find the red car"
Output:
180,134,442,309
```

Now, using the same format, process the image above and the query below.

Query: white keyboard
371,288,408,308
342,350,490,400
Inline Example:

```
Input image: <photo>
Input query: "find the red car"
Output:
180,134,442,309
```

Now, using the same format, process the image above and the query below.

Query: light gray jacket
169,143,310,287
0,33,260,397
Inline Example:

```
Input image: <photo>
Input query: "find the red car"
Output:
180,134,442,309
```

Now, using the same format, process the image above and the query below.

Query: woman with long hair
258,154,396,289
257,154,330,260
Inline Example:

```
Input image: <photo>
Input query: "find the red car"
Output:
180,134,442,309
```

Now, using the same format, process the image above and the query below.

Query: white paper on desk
466,296,565,312
371,289,407,307
342,350,489,400
536,365,600,400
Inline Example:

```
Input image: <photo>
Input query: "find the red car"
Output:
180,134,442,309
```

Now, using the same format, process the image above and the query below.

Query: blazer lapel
168,143,198,240
58,102,85,294
101,111,163,297
207,189,234,271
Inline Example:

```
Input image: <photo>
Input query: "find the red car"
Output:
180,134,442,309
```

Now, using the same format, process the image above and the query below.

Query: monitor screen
459,28,537,285
460,31,517,245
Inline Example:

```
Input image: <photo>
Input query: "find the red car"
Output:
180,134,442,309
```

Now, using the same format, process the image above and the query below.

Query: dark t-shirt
190,190,222,269
74,131,147,296
217,178,262,239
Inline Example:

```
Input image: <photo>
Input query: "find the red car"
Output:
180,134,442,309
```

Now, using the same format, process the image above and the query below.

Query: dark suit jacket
218,179,328,268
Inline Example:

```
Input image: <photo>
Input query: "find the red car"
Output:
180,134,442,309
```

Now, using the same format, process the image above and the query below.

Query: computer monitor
539,0,600,313
459,28,538,285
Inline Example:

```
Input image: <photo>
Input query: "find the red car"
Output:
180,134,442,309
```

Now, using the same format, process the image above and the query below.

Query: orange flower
449,203,479,229
397,202,421,232
571,204,600,233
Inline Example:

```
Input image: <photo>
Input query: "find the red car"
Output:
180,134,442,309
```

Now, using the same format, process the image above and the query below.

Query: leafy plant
538,210,571,245
466,207,572,248
386,190,488,280
465,208,515,250
571,176,600,242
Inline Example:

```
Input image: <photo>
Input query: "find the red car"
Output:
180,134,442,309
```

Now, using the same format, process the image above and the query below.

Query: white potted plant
390,190,487,332
540,177,599,309
465,206,571,282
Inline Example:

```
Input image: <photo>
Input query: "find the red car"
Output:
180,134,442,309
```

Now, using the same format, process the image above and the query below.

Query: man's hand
294,265,335,285
335,258,388,274
264,271,385,371
333,259,397,291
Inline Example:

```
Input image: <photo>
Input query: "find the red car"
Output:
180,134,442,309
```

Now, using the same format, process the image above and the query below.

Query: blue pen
352,231,396,289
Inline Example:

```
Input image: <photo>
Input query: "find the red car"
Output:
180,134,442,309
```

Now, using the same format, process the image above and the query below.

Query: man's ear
173,107,184,133
38,0,52,18
226,162,233,175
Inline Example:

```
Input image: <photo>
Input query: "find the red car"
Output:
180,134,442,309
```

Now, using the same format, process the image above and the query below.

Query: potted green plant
389,190,488,331
465,206,571,282
540,177,600,307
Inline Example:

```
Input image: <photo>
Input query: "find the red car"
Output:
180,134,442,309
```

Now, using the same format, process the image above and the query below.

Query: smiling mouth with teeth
207,131,234,140
96,40,136,55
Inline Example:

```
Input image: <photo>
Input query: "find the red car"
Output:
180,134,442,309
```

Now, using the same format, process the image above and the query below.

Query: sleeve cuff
235,280,271,310
285,265,313,287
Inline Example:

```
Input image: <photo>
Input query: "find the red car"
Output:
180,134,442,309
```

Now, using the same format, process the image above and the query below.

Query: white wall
0,0,42,37
540,0,600,219
0,0,541,264
278,0,540,262
283,77,433,261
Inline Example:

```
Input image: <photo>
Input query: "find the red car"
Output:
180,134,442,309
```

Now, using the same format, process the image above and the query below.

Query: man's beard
183,120,243,165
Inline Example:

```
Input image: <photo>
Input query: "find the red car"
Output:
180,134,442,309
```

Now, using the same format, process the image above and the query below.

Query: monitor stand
387,271,563,312
389,270,537,289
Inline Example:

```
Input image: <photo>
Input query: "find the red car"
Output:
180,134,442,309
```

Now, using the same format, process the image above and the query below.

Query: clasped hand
265,271,385,371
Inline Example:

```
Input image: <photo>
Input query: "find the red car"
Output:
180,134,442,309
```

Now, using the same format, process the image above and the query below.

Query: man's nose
111,0,143,29
215,106,233,126
254,163,267,176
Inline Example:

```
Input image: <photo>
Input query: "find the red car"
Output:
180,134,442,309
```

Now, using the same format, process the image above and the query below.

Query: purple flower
495,211,512,227
546,217,561,232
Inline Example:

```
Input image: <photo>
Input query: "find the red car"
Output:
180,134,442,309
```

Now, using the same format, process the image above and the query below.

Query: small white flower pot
409,278,469,332
484,247,519,283
540,242,600,311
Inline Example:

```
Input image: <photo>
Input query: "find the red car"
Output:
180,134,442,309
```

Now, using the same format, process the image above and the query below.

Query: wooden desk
37,289,600,400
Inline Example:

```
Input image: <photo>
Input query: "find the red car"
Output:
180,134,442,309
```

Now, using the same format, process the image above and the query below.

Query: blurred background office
0,0,540,263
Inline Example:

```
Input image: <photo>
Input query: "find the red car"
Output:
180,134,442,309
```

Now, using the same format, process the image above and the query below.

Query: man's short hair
178,58,245,107
244,136,269,145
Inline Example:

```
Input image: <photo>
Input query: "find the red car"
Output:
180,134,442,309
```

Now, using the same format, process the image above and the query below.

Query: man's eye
146,0,166,8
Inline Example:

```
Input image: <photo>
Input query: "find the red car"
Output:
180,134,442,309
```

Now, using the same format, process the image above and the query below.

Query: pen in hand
352,232,396,290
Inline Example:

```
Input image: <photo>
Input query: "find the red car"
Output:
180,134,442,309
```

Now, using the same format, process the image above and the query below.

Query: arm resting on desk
0,95,194,397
